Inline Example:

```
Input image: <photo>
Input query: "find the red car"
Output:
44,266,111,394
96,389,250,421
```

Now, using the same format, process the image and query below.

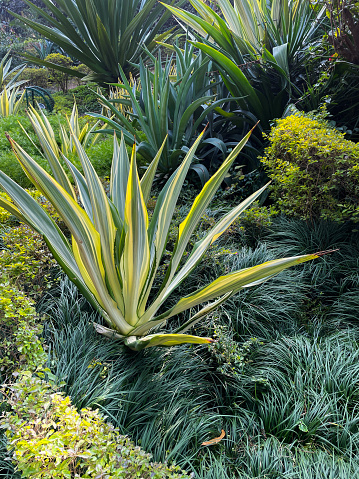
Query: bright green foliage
0,281,47,376
0,224,57,295
44,53,73,93
0,127,322,350
2,372,191,478
17,67,50,89
52,84,101,115
261,113,359,222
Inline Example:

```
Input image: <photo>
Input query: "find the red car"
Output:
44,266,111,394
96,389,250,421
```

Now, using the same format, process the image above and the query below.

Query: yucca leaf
0,196,30,226
20,53,85,78
62,155,93,219
120,145,151,325
173,292,233,334
27,106,75,196
191,42,263,116
156,253,321,322
165,182,269,299
123,333,214,351
110,133,130,222
138,132,205,316
164,4,214,42
140,136,168,205
0,170,102,314
150,128,256,311
8,136,131,333
71,134,125,312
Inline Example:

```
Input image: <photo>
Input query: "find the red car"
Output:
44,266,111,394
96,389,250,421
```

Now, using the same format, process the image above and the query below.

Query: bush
0,281,47,378
19,67,49,88
0,224,57,296
72,63,92,86
45,53,73,93
237,201,278,247
85,136,114,177
261,113,359,222
1,372,191,479
52,84,101,115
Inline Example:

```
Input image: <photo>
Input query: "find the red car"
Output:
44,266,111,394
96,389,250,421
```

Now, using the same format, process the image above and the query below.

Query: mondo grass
39,227,359,476
266,217,359,290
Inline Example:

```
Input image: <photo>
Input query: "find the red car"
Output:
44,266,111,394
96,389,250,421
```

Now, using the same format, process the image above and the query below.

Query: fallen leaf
202,429,225,446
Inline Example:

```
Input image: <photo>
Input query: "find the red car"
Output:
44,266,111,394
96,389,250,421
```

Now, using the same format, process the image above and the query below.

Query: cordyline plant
0,128,325,350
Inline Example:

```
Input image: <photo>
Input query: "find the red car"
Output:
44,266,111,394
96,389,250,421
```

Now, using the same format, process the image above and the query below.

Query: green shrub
17,67,49,88
45,53,73,93
0,281,47,377
237,201,278,247
0,150,50,188
208,323,263,379
1,372,191,479
52,84,101,115
0,224,57,296
72,63,92,86
85,136,114,177
261,113,359,222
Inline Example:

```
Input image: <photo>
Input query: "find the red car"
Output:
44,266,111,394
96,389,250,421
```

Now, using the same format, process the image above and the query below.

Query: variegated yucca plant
0,128,323,350
20,104,105,159
0,87,25,118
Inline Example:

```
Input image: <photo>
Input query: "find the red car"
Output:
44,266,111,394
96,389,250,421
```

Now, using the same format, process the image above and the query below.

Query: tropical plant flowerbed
1,132,359,476
1,0,359,477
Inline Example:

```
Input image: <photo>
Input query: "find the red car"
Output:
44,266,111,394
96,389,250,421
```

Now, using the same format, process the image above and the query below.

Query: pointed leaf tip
314,249,339,257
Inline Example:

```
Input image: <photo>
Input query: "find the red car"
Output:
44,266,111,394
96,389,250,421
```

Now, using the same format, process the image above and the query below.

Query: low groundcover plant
2,372,191,478
0,126,324,350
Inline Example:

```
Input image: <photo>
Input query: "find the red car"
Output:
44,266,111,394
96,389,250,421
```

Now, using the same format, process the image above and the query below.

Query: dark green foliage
18,67,49,88
38,215,359,477
52,85,101,115
12,0,181,84
44,53,73,93
84,137,114,177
